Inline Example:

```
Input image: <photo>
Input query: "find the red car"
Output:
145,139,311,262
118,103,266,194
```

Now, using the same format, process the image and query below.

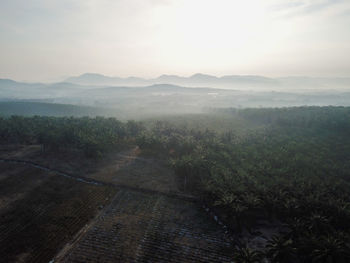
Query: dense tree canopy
0,116,144,157
137,106,350,262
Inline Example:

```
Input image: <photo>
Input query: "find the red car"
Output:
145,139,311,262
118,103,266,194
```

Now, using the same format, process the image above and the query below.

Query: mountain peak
0,78,17,84
80,73,105,77
189,73,218,81
157,74,182,79
77,73,114,79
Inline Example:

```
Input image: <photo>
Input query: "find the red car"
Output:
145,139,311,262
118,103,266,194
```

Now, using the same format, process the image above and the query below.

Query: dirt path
0,157,196,202
0,159,103,186
88,147,180,194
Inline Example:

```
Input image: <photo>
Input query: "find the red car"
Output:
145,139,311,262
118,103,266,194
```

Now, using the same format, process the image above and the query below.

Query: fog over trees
1,0,350,262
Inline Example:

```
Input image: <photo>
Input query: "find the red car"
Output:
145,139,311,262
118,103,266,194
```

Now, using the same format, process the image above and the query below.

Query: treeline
0,116,143,157
224,106,350,131
137,106,350,262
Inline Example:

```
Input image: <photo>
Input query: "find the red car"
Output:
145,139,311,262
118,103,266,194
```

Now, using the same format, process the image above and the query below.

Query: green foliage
138,106,350,262
265,235,296,263
309,234,350,263
0,116,144,157
233,245,264,263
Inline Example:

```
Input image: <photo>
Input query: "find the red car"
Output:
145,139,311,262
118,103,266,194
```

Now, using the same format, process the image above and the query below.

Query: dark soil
0,163,116,263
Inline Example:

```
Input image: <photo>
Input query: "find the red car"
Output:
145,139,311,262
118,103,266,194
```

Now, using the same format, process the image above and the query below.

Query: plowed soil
0,145,234,262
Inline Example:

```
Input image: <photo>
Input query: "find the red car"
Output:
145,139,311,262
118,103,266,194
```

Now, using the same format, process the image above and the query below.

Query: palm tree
265,235,296,263
306,213,331,234
311,234,350,263
286,217,306,239
233,245,264,263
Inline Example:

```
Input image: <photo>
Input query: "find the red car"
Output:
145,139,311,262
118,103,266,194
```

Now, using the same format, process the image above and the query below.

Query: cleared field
0,163,116,263
0,145,180,194
0,147,234,262
58,189,233,263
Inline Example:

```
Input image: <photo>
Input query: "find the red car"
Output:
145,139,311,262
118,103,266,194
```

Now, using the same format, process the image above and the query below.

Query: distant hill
1,77,350,119
65,73,148,86
276,76,350,89
0,78,45,89
64,73,350,90
65,73,278,88
0,79,103,99
0,101,116,117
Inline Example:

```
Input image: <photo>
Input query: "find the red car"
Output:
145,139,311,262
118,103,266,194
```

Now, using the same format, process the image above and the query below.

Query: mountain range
1,75,350,118
65,73,350,90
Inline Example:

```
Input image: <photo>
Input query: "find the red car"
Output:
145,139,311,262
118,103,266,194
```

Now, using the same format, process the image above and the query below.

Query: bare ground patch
0,162,116,263
58,189,233,263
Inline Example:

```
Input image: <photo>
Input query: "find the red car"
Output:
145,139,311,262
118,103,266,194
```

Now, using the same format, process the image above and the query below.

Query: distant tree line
0,116,144,157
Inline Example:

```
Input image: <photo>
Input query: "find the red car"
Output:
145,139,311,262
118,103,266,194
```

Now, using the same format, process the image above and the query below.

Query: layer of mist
1,74,350,119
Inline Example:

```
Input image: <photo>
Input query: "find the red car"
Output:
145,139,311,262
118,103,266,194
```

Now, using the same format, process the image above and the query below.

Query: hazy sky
1,0,350,82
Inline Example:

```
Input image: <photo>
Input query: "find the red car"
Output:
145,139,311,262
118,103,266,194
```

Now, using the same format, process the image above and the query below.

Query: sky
0,0,350,82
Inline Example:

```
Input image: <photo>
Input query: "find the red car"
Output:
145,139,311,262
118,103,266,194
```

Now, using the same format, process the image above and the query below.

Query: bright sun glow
0,0,350,80
149,0,292,74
